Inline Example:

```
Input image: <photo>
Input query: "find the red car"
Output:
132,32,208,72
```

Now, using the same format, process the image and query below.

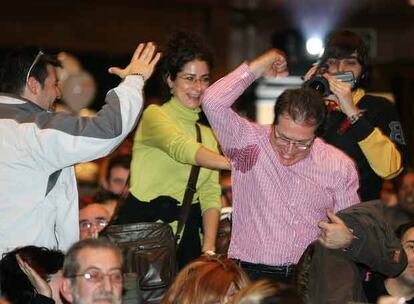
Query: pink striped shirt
202,64,360,265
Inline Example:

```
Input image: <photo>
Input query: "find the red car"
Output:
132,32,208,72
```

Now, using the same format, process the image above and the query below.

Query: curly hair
158,30,214,101
0,246,64,304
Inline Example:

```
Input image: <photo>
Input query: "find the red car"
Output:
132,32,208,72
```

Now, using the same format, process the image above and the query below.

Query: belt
238,260,296,274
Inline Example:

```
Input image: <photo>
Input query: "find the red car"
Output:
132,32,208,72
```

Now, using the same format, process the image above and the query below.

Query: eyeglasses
273,127,314,152
68,268,123,284
178,74,210,86
26,50,44,83
79,218,109,231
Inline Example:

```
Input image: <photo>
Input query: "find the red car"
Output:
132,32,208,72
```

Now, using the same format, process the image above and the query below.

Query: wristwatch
348,111,362,125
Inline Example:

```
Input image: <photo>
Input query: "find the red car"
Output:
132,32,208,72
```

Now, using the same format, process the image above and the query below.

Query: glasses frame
26,50,44,84
79,218,109,231
177,74,211,86
68,269,123,284
273,126,314,152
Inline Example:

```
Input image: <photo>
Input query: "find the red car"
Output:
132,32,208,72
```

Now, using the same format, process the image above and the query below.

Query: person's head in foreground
61,238,123,304
0,245,64,304
232,279,302,304
161,255,250,304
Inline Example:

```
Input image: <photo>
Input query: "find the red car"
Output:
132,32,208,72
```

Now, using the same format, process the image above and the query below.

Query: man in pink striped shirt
201,50,360,283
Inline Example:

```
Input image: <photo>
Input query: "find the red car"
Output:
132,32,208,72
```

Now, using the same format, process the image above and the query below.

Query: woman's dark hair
159,30,214,101
0,246,64,304
319,30,369,88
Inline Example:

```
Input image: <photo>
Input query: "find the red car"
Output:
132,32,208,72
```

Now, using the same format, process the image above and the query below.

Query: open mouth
188,95,200,100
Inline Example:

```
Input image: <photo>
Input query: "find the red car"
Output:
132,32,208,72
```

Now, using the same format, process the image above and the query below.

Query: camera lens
303,74,330,97
308,80,325,94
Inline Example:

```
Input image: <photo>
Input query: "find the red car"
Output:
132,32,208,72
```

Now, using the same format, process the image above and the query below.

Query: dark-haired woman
116,31,229,267
0,246,64,304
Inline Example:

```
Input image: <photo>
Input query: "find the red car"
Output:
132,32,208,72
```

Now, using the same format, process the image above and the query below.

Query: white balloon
62,71,97,112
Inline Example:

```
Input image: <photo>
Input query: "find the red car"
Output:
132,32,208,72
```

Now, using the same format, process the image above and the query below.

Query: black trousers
238,260,296,284
114,193,202,269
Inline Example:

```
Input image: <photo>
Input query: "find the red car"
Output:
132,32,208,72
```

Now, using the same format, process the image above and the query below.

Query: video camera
303,69,356,97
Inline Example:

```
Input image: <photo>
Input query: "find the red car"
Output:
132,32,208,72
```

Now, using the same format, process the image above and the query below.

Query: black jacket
295,200,407,304
322,94,406,201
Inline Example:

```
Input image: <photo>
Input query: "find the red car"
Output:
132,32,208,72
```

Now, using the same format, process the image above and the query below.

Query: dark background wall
1,0,413,166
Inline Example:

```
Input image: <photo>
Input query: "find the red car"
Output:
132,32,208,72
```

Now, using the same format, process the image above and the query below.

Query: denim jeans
238,260,296,284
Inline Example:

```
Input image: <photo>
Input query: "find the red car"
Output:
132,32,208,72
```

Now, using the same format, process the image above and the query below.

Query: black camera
303,71,356,97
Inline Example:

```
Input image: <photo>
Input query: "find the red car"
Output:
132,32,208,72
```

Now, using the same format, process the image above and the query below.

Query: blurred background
1,0,413,166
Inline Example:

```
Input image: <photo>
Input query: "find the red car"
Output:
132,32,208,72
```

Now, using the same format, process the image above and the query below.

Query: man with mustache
61,238,123,304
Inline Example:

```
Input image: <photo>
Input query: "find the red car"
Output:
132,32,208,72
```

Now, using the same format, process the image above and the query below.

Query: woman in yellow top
116,31,230,267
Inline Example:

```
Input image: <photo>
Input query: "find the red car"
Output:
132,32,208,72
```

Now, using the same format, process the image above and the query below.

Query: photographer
304,30,406,201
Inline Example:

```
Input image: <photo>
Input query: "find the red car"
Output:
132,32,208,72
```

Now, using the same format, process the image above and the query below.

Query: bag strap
176,124,202,239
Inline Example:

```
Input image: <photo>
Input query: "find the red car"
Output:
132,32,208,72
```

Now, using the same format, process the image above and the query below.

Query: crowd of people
0,28,412,304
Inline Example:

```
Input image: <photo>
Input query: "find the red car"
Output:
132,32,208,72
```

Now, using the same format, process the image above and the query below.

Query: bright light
306,37,323,56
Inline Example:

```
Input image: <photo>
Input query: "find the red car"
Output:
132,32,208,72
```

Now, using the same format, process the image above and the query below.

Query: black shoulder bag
102,124,202,304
